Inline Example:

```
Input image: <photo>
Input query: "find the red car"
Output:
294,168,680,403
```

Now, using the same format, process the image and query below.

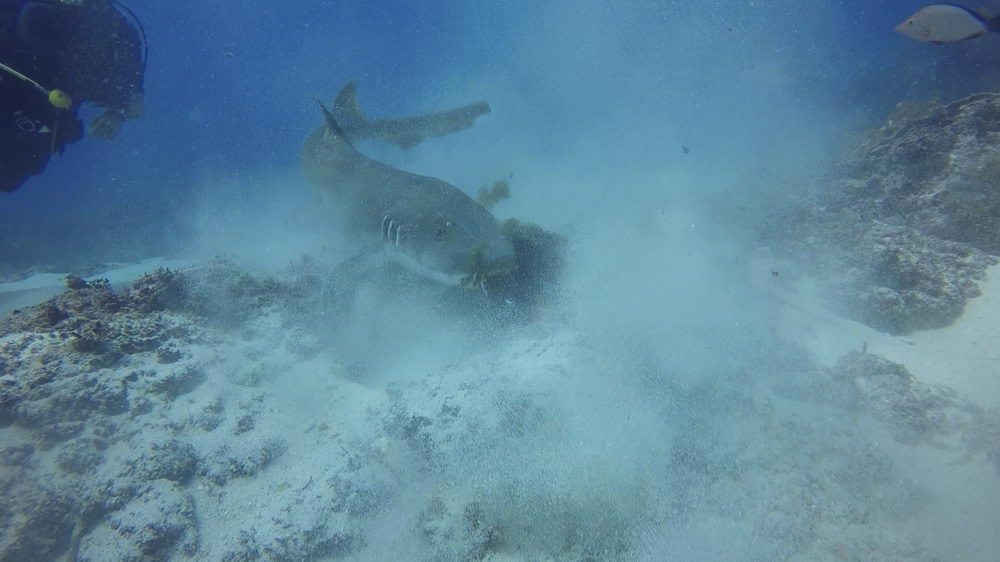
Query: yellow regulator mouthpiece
48,89,72,109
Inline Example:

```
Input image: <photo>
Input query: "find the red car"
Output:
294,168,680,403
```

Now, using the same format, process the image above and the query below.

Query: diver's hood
16,0,113,54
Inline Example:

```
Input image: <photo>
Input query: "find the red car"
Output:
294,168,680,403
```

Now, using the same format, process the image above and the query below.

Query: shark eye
434,219,454,241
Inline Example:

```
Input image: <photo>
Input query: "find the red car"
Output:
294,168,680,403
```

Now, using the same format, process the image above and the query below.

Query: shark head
380,194,516,287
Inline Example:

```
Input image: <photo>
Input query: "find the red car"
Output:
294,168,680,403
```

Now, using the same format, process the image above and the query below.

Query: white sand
5,250,998,558
0,257,192,318
751,252,1000,561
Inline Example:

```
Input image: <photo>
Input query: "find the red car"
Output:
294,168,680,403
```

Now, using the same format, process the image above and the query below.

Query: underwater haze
3,1,1000,560
1,0,993,260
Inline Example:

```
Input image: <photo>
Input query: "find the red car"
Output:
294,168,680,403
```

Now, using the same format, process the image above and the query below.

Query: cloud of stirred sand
178,1,878,557
370,2,863,558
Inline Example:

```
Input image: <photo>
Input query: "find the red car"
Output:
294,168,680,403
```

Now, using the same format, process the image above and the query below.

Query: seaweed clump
481,218,566,316
477,178,512,211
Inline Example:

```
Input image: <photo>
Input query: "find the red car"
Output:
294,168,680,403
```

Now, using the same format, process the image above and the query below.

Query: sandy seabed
1,252,999,561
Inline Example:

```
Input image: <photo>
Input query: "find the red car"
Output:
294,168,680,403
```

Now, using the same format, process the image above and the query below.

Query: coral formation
0,267,299,560
0,257,945,560
832,351,959,445
0,244,571,560
841,93,1000,254
767,92,1000,333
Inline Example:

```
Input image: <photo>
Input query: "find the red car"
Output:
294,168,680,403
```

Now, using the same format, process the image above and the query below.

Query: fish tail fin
384,101,492,149
385,132,426,149
333,81,419,147
327,81,492,149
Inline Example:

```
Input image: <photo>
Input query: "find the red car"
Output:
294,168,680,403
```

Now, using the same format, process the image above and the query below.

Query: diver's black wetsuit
0,0,144,192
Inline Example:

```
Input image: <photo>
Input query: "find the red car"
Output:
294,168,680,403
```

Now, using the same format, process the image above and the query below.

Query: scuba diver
0,0,146,193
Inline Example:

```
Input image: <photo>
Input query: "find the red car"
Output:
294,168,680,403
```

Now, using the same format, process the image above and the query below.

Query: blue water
4,0,996,270
3,1,1000,559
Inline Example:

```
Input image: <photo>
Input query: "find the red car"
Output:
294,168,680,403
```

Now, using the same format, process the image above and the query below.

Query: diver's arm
88,5,145,140
102,5,144,116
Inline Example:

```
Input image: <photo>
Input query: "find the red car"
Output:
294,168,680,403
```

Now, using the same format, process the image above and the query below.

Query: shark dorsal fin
317,101,348,139
333,80,366,132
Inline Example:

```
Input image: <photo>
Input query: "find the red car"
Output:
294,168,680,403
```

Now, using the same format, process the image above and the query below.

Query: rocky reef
836,93,1000,254
766,92,1000,334
0,252,960,560
0,222,570,562
0,268,295,560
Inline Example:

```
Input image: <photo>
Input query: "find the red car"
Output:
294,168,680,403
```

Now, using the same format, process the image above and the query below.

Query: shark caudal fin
331,81,422,148
328,80,493,149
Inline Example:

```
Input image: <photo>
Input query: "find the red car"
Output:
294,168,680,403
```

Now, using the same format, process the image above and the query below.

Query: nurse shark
302,82,515,288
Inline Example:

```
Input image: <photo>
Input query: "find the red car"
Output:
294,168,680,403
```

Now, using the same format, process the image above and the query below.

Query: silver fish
896,4,999,43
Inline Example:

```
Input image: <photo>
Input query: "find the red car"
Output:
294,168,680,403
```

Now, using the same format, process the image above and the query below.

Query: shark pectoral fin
330,243,389,284
321,244,389,312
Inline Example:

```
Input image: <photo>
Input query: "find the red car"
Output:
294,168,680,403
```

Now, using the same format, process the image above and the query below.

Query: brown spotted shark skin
302,82,514,287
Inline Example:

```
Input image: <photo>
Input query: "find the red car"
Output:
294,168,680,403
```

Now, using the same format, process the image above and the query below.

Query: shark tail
329,81,492,149
332,81,424,149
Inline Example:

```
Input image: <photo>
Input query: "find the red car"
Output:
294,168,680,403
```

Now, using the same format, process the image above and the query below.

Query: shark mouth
378,214,513,292
461,245,515,295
